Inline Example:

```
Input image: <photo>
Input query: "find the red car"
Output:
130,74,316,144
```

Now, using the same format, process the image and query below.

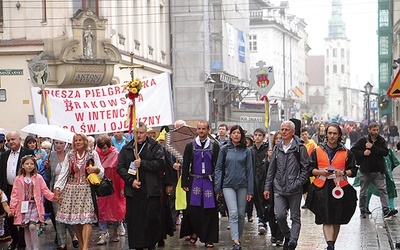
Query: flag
292,86,304,98
260,96,269,128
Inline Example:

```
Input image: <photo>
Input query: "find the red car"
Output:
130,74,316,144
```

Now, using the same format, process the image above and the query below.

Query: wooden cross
119,52,144,181
119,53,144,80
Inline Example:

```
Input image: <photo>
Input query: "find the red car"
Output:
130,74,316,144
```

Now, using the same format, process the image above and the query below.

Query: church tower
324,0,352,121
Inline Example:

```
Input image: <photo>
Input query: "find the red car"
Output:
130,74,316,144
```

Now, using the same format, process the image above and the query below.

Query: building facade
0,0,171,132
323,0,358,121
171,0,252,131
248,0,310,123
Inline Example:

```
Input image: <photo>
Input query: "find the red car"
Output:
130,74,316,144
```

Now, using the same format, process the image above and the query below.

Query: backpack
218,145,229,190
274,144,309,194
294,145,310,194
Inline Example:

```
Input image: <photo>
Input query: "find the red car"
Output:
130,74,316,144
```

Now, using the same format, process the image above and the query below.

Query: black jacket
351,134,388,174
264,135,310,195
251,143,269,195
117,137,164,197
0,147,35,195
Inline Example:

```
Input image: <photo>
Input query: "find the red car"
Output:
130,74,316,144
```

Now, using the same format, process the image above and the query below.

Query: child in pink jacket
9,155,54,250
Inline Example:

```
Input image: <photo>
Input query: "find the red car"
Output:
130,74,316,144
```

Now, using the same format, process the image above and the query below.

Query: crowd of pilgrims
0,118,397,250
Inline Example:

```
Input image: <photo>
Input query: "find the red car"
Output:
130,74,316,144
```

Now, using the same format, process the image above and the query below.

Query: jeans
99,221,119,234
359,172,390,212
223,187,247,241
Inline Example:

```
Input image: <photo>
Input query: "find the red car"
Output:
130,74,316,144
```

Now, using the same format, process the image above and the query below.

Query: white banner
31,73,174,134
226,22,235,57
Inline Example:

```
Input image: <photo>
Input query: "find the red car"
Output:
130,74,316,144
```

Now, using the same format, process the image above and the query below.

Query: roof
0,38,44,47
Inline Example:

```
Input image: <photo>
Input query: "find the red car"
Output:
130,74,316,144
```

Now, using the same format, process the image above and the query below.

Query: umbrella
0,128,8,135
165,125,219,162
21,123,74,143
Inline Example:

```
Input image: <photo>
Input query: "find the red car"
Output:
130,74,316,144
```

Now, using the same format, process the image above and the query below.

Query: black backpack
274,144,309,194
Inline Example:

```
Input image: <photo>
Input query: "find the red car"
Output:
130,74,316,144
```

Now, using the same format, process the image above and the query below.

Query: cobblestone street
1,149,400,250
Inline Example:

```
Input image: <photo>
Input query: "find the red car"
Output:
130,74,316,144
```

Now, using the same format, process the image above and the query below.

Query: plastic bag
87,173,101,185
175,175,187,210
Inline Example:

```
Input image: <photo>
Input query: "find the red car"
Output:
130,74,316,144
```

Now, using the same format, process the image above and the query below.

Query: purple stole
189,139,216,209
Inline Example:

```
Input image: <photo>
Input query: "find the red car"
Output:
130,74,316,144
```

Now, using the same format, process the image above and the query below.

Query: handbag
95,178,115,197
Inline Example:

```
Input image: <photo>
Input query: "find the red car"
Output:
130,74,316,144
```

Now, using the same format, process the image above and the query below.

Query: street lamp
364,82,373,126
204,76,215,128
204,76,215,93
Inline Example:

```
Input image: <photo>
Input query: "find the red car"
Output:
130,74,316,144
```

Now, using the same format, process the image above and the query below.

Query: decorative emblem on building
256,69,269,88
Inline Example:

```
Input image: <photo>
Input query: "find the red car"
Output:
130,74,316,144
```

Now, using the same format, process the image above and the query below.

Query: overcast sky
285,0,378,90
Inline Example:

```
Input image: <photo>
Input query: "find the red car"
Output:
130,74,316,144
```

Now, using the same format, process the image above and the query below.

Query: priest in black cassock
117,122,164,250
180,121,220,248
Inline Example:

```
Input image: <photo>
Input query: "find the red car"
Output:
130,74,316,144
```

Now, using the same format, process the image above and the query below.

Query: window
249,35,257,51
134,40,140,51
379,36,389,55
341,65,345,74
333,65,337,73
0,89,6,102
379,10,389,27
73,0,99,14
326,49,329,57
380,63,389,83
0,0,3,30
333,48,337,57
341,48,344,58
28,115,35,124
326,65,329,74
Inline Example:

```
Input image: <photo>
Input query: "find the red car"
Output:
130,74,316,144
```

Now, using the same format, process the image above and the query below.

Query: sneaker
97,236,107,245
227,225,230,230
283,238,290,250
118,223,126,236
288,242,297,250
271,237,277,244
258,226,266,235
232,243,242,250
276,239,283,246
384,209,398,218
99,232,109,239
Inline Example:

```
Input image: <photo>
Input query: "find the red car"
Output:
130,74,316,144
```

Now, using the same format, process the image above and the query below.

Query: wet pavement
2,151,400,249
